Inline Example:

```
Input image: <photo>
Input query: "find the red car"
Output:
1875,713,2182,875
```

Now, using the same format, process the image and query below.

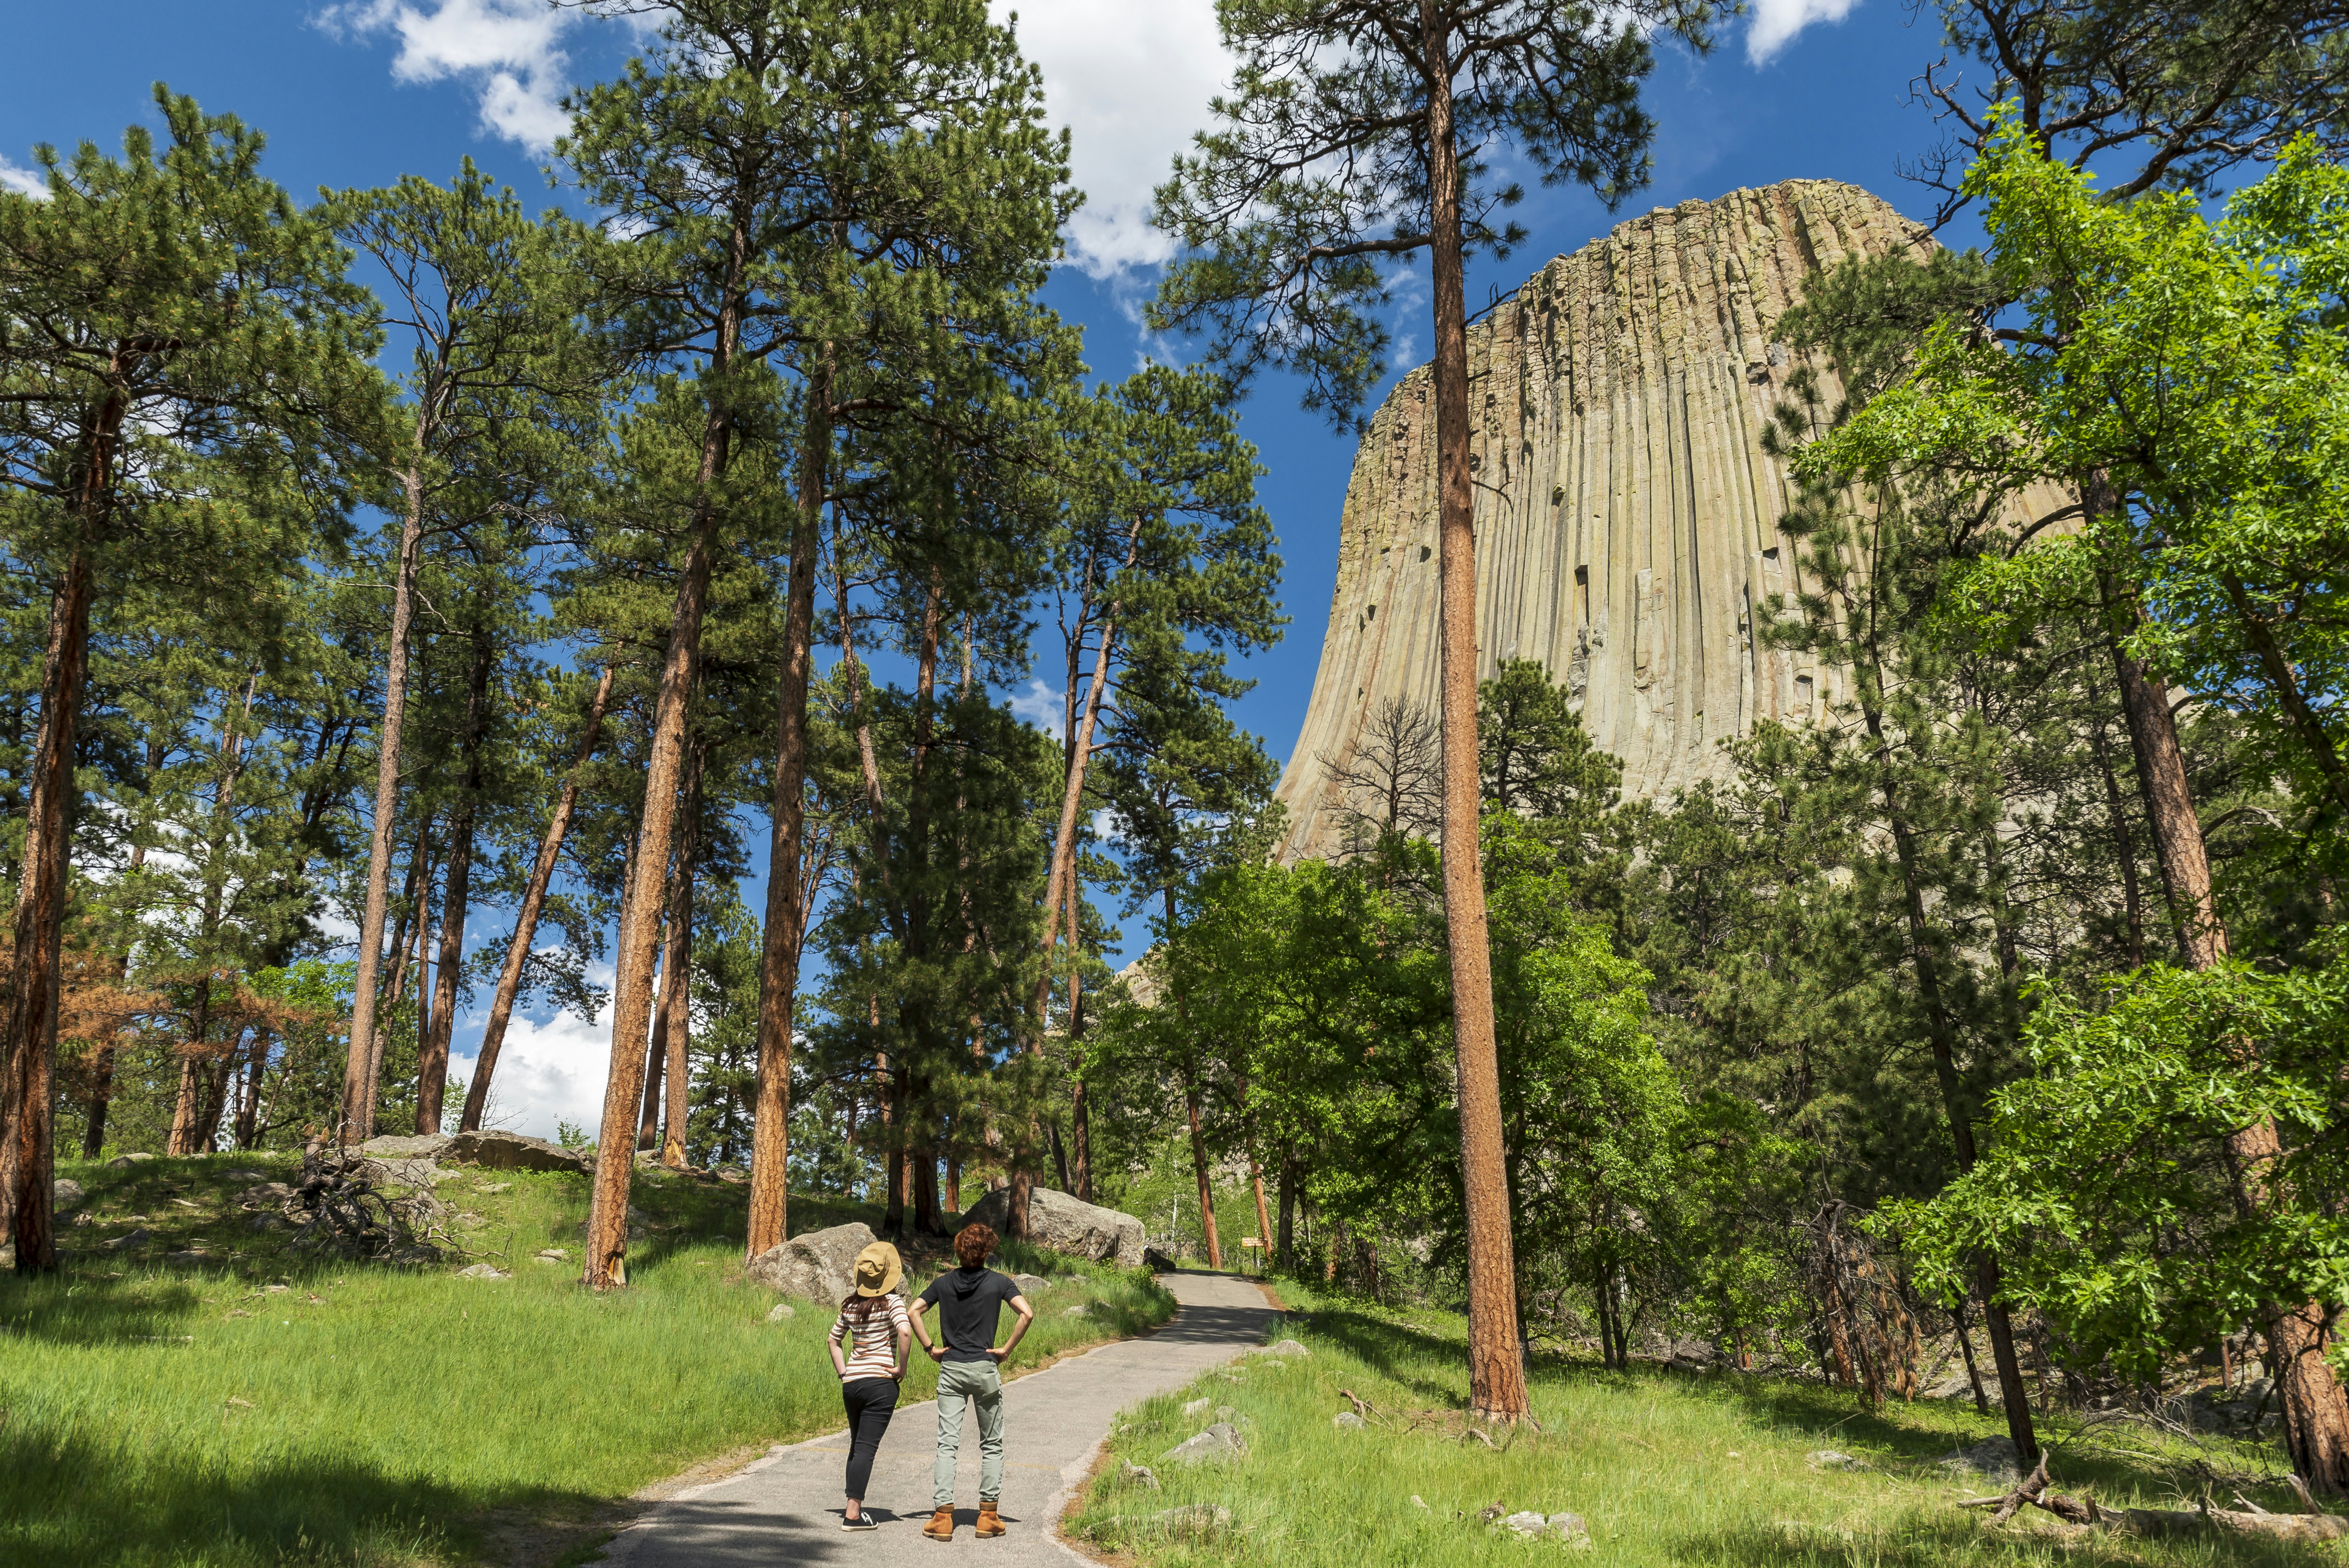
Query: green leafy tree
1807,123,2349,1491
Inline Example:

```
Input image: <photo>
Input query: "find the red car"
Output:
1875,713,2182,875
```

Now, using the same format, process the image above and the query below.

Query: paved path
604,1271,1276,1566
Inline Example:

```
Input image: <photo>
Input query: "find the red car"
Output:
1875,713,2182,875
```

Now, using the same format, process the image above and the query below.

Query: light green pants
933,1358,1005,1506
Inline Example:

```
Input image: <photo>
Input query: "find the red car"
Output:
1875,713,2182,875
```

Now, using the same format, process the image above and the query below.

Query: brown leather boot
975,1500,1006,1538
924,1506,956,1541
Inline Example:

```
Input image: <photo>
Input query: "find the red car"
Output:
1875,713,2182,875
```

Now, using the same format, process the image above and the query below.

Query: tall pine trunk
368,824,434,1137
417,628,491,1134
1012,528,1141,1237
1417,0,1525,1422
341,444,429,1143
746,341,827,1261
656,736,704,1166
2098,551,2349,1493
4,367,127,1270
463,668,613,1131
3,540,98,1270
586,518,717,1288
585,198,747,1290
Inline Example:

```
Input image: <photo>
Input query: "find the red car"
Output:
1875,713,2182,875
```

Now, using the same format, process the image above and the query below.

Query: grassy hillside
0,1151,1173,1567
1072,1281,2307,1568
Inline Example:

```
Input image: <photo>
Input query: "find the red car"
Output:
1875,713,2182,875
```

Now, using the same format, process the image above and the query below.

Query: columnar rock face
1274,181,1928,862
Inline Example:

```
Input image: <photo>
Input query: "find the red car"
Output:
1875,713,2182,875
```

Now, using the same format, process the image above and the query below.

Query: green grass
1071,1280,2308,1568
0,1152,1174,1568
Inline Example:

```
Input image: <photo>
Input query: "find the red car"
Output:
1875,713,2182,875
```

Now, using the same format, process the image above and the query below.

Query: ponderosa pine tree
324,165,593,1142
0,90,381,1269
561,0,1073,1282
1906,0,2349,226
1007,366,1280,1238
1150,0,1717,1421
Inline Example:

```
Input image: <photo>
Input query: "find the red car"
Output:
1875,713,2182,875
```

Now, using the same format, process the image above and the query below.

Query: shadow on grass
1295,1306,1466,1406
2,1270,227,1346
0,1418,610,1567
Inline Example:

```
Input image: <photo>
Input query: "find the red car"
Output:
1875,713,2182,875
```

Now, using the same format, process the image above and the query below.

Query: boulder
1260,1338,1310,1358
746,1221,881,1303
52,1178,84,1215
106,1152,153,1168
1161,1422,1249,1466
439,1129,592,1174
766,1302,797,1323
715,1166,748,1184
1807,1450,1863,1471
454,1262,511,1279
1333,1411,1364,1429
1121,1461,1160,1491
1183,1397,1212,1416
1011,1272,1052,1296
960,1185,1146,1268
222,1168,267,1182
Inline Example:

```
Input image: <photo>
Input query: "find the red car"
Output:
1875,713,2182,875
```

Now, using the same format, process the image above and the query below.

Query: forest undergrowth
1071,1281,2308,1568
0,1153,1173,1567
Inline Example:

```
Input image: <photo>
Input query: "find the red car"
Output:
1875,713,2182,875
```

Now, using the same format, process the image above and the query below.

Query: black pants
841,1377,900,1501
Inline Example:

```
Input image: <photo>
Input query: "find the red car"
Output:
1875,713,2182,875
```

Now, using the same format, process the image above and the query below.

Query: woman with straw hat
827,1240,910,1529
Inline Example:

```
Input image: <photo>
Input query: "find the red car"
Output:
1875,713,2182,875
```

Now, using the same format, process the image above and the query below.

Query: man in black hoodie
911,1221,1034,1541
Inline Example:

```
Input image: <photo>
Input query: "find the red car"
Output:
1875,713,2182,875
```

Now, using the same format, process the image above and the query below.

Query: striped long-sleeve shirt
829,1295,910,1384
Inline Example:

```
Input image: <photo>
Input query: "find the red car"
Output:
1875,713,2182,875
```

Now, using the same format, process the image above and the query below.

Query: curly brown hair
954,1222,996,1267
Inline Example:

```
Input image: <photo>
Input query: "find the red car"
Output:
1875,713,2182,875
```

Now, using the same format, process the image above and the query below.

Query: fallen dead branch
1961,1453,2347,1542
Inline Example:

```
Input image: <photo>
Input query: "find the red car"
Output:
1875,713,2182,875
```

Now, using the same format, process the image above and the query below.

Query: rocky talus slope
1274,180,1944,861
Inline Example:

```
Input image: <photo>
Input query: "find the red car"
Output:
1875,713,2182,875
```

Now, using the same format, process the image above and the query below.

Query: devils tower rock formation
1273,180,1931,862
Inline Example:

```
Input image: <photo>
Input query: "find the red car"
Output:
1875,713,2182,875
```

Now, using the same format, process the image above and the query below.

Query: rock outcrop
1275,180,1942,860
961,1186,1148,1269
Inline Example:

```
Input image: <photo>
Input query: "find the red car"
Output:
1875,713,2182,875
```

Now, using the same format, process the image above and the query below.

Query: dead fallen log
1959,1452,2347,1541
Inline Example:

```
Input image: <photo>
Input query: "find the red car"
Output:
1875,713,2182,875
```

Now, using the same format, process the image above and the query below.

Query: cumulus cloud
1008,677,1066,734
1745,0,1862,63
319,0,579,150
0,155,48,200
445,985,618,1142
991,0,1232,276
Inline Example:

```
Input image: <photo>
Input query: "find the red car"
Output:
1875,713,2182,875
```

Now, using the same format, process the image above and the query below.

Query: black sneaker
843,1512,880,1531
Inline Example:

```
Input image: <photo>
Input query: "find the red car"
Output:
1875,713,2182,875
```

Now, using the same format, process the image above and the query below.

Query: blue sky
0,0,1991,1137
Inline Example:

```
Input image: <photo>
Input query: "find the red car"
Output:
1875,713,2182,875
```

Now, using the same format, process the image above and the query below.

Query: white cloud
319,0,579,150
445,986,623,1142
992,0,1231,276
1008,677,1066,734
0,155,48,200
1745,0,1861,64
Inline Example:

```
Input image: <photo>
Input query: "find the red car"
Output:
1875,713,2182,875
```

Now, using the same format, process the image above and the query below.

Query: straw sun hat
853,1241,903,1298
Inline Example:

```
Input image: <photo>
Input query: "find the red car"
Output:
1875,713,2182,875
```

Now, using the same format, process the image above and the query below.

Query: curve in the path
602,1269,1276,1566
